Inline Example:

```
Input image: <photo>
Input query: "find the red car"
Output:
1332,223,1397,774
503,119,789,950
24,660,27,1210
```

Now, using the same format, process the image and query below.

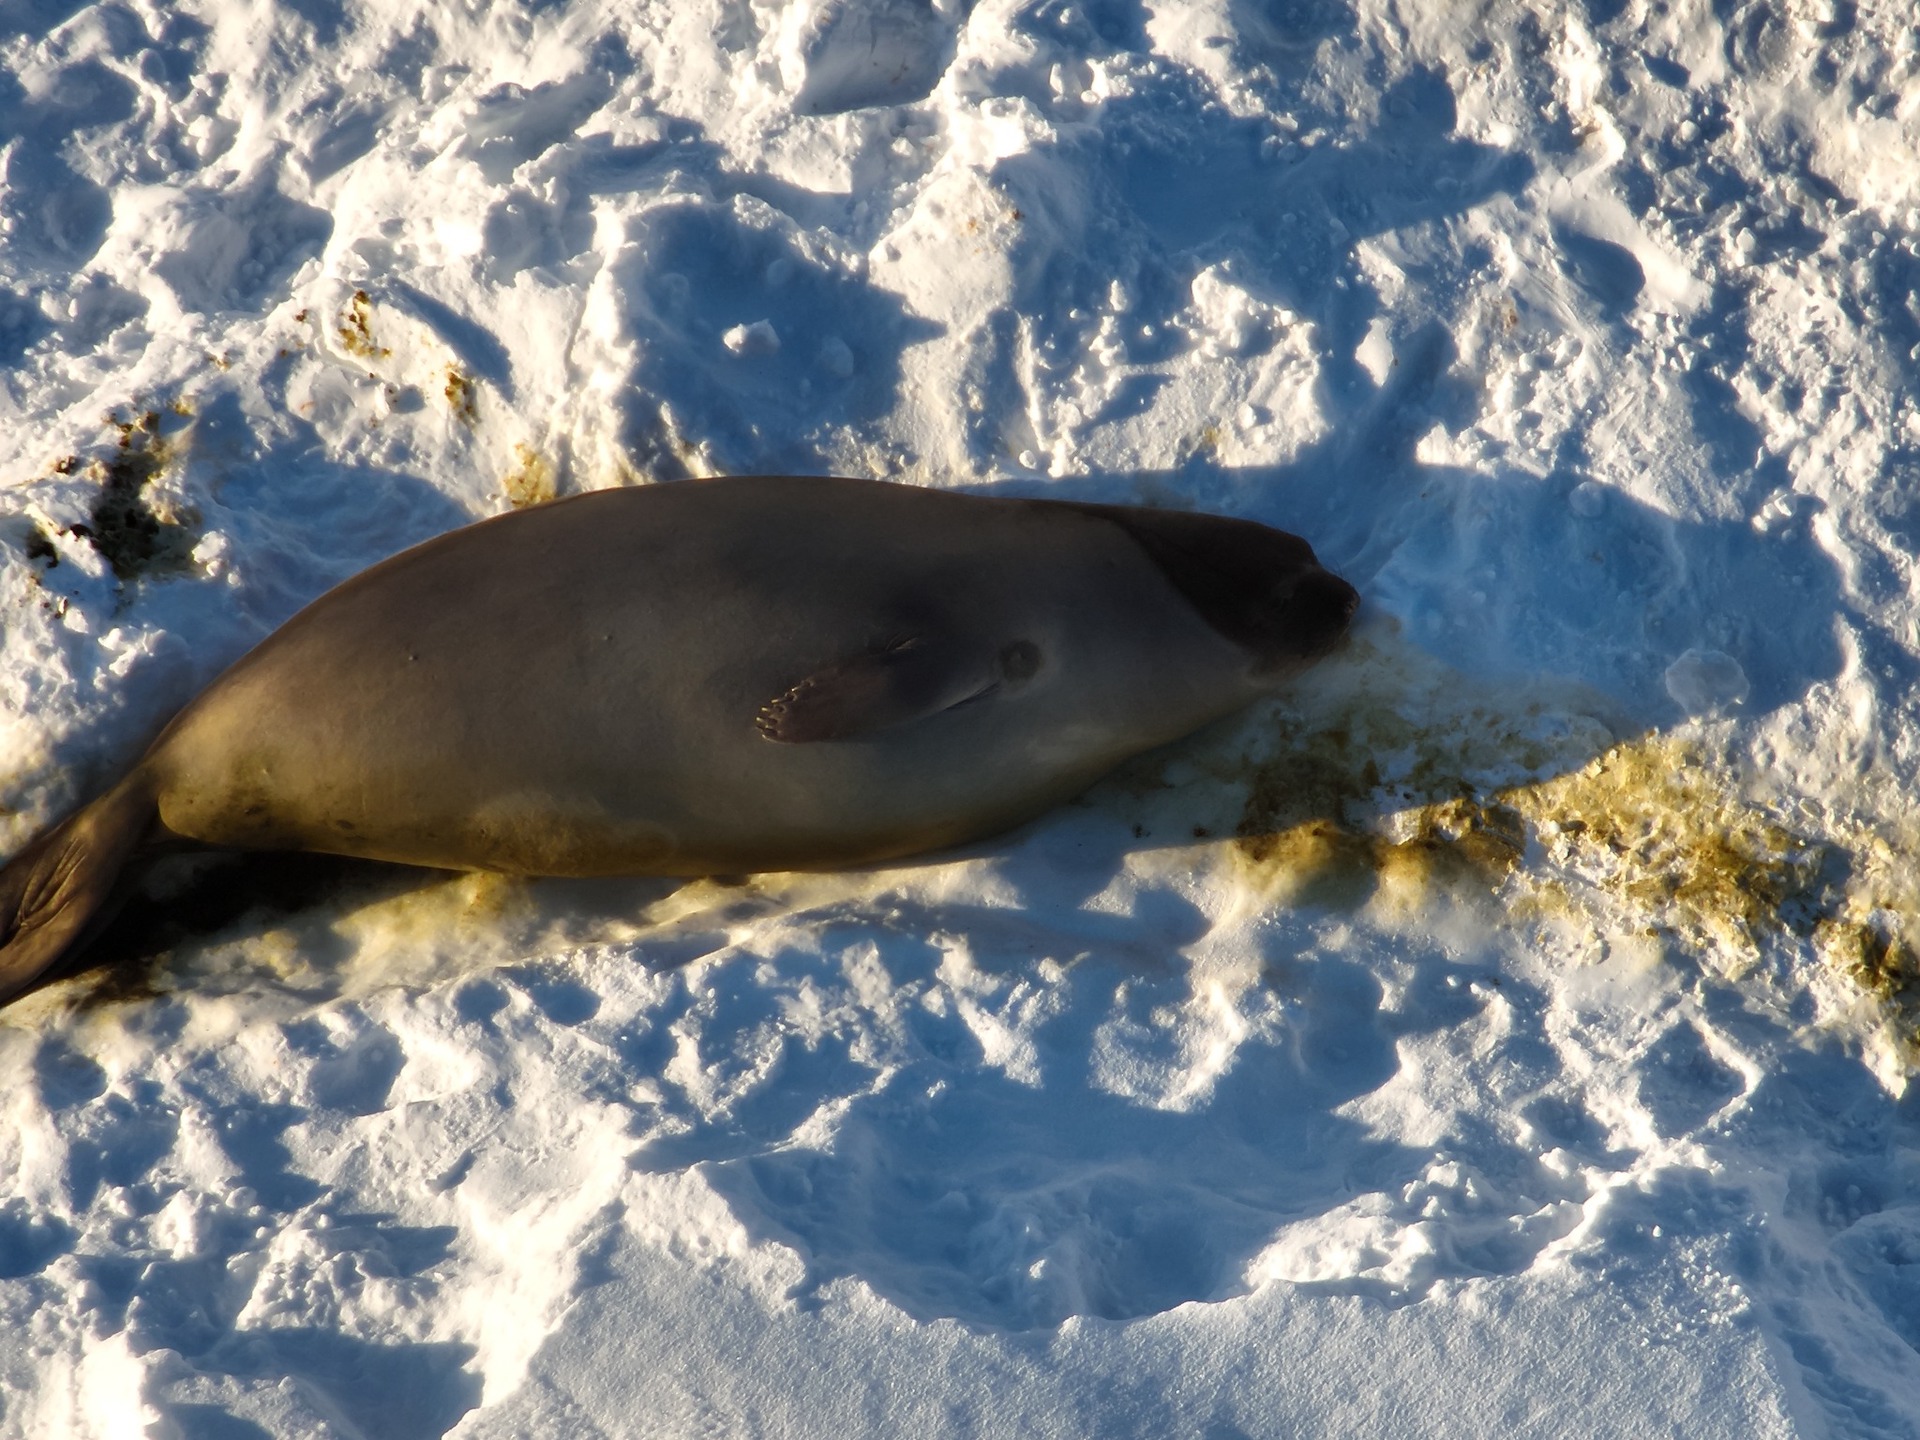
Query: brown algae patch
338,289,389,360
1212,640,1920,1044
1514,749,1920,1047
1212,634,1612,914
1226,706,1829,949
77,408,199,583
502,444,555,508
1294,798,1527,913
445,365,478,424
1229,706,1545,914
1514,742,1835,955
1805,834,1920,1030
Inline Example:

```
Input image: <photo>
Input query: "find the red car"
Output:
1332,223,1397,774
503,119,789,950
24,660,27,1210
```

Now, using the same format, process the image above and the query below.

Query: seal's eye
999,640,1041,681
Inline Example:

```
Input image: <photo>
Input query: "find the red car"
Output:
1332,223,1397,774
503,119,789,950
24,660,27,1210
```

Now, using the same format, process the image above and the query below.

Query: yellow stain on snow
1199,634,1920,1052
338,289,389,360
444,365,479,425
500,445,556,509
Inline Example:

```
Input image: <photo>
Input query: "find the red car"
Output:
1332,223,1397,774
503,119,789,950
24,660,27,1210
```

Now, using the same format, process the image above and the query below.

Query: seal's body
0,476,1356,1002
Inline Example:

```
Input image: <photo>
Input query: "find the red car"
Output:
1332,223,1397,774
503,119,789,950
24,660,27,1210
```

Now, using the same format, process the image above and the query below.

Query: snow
3,0,1920,1434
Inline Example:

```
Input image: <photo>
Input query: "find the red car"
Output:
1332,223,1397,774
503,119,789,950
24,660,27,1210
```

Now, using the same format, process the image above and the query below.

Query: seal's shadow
55,850,456,1008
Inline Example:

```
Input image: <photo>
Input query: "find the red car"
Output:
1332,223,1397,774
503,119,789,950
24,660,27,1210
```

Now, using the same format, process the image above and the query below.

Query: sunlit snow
4,0,1920,1434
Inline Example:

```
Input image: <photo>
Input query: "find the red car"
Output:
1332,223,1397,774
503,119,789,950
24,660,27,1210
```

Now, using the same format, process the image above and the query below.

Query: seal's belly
150,610,1206,874
153,671,1147,875
155,726,1115,876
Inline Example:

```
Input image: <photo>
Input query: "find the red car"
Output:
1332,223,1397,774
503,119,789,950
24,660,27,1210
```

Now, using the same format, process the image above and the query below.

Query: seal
0,475,1356,1003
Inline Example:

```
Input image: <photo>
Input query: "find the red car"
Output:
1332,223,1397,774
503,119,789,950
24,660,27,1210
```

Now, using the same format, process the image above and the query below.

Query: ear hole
999,640,1041,681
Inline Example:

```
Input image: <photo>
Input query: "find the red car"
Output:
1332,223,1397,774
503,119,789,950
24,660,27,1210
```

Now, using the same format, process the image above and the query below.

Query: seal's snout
1287,567,1359,658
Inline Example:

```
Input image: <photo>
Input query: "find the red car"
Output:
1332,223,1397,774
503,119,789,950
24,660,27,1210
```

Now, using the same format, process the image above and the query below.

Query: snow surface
3,0,1920,1434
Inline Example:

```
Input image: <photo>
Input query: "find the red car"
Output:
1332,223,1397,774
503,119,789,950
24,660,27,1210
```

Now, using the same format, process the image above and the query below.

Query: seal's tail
0,772,155,1004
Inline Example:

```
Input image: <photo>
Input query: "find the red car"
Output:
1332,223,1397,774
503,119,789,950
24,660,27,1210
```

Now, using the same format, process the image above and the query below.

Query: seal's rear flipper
0,772,156,1005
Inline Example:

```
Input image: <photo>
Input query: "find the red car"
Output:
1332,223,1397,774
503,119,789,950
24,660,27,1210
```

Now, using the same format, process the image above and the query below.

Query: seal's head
1077,502,1359,681
1235,562,1360,677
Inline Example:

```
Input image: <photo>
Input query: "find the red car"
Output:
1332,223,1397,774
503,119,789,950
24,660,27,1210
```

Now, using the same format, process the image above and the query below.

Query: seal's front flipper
757,636,1006,743
0,771,156,1005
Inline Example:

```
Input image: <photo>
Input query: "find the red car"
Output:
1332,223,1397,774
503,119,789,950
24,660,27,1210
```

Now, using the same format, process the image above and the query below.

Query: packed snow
4,0,1920,1434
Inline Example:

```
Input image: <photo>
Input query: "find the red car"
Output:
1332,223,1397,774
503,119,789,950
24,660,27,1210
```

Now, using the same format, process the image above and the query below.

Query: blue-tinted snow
2,0,1919,1434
